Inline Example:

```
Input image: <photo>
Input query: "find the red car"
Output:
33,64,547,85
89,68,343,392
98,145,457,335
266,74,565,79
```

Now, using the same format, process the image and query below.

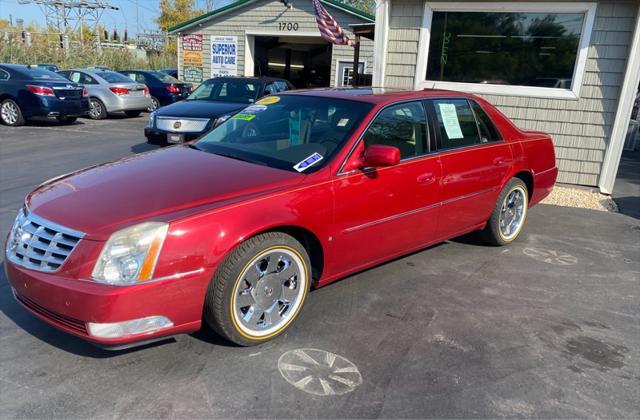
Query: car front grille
6,210,84,273
14,290,88,335
156,117,210,133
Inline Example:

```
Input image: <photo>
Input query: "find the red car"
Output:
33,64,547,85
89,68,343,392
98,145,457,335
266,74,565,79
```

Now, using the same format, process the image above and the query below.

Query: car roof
281,87,475,105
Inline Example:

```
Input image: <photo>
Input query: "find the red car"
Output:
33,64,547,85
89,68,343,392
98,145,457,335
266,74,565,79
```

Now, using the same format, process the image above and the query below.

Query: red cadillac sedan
4,88,557,348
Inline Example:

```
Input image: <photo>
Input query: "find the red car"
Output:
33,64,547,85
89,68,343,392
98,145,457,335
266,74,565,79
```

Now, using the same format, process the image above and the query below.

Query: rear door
426,98,512,238
331,101,442,273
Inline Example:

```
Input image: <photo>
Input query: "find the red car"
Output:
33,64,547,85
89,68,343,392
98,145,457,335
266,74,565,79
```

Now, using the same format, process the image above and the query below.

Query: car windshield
195,95,373,173
95,71,134,83
23,67,67,81
152,71,180,83
187,79,261,104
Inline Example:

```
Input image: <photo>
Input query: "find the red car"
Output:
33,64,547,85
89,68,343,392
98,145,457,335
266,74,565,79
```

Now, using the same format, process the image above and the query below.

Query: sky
0,0,232,36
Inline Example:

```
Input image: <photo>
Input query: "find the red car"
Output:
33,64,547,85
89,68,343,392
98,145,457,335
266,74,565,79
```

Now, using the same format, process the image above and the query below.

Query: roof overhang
169,0,374,34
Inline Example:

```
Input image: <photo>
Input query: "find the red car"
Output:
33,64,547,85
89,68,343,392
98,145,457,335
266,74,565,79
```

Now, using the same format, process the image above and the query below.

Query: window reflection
427,12,585,89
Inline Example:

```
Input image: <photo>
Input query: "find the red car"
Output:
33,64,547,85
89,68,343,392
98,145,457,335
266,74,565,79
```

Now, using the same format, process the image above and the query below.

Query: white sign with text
211,36,238,78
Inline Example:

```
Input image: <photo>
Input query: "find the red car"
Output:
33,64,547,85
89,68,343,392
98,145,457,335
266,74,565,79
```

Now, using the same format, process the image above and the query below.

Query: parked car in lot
145,76,295,145
119,69,192,112
159,68,178,79
57,69,151,119
0,64,89,126
4,88,558,349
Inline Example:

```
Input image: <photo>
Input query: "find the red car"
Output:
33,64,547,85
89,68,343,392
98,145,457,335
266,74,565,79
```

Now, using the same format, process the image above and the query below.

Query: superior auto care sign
211,36,238,77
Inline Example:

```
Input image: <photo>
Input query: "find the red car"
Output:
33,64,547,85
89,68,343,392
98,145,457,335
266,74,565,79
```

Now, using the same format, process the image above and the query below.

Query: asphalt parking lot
1,117,639,418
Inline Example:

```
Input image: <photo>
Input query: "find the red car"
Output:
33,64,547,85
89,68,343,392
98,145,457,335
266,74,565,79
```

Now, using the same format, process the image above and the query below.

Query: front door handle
493,157,506,166
417,172,436,185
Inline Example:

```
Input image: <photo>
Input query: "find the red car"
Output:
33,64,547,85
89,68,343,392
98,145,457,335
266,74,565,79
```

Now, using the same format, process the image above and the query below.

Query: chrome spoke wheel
499,187,526,240
232,248,306,337
1,102,18,125
148,98,159,112
89,99,101,119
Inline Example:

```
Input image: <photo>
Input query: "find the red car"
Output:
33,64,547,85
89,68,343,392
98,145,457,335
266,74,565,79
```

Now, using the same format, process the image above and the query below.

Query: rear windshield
20,67,67,81
195,95,373,173
152,71,180,83
95,71,135,83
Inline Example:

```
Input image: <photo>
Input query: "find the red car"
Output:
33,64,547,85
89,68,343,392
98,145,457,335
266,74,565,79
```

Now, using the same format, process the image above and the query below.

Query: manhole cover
523,247,578,265
278,348,362,396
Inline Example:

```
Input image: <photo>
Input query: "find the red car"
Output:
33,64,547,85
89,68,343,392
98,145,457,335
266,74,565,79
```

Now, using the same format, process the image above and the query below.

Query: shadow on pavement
131,142,159,154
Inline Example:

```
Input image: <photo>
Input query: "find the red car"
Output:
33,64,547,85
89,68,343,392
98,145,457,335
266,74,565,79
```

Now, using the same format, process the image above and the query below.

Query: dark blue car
0,64,89,126
119,70,193,112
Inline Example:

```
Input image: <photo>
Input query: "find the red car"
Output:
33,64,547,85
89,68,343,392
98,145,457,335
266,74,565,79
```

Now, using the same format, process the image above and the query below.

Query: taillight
143,86,149,95
82,87,89,97
26,85,54,96
166,85,180,94
109,87,130,95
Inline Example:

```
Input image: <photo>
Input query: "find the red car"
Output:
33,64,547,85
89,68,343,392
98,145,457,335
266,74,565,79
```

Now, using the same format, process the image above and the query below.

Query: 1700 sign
278,22,299,31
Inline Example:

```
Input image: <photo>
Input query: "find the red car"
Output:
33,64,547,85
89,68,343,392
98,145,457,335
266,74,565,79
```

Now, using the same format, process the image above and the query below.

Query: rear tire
56,116,77,124
147,96,160,113
125,110,142,118
0,99,25,126
88,97,107,120
481,178,529,246
204,232,311,346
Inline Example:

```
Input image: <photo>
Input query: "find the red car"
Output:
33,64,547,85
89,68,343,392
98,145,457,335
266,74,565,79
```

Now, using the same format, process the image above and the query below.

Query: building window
428,11,584,89
415,3,596,99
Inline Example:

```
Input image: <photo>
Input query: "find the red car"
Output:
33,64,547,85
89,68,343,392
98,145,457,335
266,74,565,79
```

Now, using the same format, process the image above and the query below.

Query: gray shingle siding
176,0,374,87
384,0,639,187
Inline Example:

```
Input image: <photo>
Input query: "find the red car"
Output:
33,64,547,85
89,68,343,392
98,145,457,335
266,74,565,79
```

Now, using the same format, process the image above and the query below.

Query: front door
331,101,442,274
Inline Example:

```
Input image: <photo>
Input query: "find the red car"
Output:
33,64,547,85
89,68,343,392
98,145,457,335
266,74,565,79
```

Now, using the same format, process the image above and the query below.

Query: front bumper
144,127,206,146
5,261,209,348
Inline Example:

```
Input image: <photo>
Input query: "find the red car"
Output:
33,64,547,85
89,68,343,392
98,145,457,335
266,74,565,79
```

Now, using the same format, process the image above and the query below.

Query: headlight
92,222,168,286
147,111,156,128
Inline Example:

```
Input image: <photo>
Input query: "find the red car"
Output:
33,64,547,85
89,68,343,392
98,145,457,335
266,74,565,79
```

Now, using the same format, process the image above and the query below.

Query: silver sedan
57,69,152,119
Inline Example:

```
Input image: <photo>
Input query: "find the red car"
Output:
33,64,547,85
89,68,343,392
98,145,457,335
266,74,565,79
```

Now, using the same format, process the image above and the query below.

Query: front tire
0,99,25,126
147,96,160,113
481,178,528,246
204,232,311,346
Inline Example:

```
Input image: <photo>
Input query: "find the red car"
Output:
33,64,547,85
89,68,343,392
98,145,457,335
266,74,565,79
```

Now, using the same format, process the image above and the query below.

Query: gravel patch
542,186,618,212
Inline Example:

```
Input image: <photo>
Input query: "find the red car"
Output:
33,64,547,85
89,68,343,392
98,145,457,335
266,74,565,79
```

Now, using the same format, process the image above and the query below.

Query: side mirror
363,144,400,168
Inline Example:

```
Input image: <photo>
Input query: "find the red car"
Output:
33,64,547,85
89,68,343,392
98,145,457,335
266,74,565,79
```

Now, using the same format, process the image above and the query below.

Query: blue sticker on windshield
293,152,323,172
244,104,267,113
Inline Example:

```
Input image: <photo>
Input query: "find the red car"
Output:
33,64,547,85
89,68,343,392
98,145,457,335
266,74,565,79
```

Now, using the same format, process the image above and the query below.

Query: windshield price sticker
244,105,267,113
337,118,350,127
231,113,256,121
293,152,323,172
256,96,280,105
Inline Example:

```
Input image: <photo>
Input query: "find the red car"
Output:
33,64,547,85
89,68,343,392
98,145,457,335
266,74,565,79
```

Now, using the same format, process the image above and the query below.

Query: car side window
431,99,480,150
275,81,288,92
0,69,9,81
79,72,98,84
134,73,146,84
470,100,502,143
363,102,428,159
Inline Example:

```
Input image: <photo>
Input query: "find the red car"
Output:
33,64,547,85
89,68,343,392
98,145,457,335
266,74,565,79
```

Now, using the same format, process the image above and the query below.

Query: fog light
87,316,173,339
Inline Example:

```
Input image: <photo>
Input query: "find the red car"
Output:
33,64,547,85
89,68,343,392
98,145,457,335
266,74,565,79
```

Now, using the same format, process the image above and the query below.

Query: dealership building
172,0,640,193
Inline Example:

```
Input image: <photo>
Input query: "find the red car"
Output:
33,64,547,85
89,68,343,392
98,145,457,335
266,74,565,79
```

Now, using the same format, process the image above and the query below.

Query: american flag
312,0,354,47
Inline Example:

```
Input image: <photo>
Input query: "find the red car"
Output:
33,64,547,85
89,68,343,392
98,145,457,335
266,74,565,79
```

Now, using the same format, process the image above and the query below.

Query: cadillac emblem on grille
174,121,182,129
6,209,84,273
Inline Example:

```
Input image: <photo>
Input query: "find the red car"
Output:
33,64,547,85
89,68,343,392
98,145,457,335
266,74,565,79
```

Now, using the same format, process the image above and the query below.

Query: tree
343,0,375,15
156,0,203,32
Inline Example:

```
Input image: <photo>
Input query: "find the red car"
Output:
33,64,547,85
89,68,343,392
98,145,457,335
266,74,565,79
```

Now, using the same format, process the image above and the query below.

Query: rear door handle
417,172,436,185
493,157,506,166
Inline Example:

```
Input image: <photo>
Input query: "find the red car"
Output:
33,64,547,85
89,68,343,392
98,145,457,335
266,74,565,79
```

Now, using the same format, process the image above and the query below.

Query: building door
253,36,331,88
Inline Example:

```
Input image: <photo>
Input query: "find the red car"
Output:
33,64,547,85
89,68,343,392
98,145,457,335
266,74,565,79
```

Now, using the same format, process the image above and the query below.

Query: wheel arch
513,170,534,201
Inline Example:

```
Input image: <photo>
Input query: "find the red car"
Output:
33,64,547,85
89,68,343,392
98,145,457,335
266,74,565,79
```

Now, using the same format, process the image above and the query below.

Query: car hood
26,147,304,240
155,100,248,119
